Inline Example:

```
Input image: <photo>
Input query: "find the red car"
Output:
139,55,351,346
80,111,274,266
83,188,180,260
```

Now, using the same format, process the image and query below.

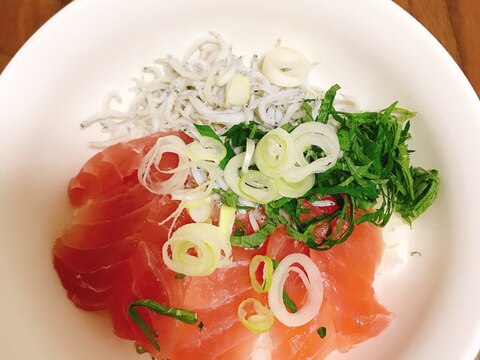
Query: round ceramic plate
1,0,479,359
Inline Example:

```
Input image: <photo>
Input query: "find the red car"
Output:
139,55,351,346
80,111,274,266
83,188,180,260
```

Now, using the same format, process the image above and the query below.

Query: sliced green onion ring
254,128,295,178
261,47,311,87
187,135,227,163
268,253,323,327
138,135,190,195
237,298,275,333
239,170,278,204
162,223,232,276
249,255,274,293
276,174,315,198
223,152,245,197
242,138,256,173
283,122,340,183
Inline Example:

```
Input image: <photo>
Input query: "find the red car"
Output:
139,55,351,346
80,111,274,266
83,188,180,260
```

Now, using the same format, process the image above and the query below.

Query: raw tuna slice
310,221,393,352
53,132,391,360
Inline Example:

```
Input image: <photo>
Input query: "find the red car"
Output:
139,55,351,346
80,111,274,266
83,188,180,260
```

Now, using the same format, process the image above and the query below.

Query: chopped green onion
187,136,227,163
239,170,279,204
237,298,275,333
162,223,232,276
254,127,295,178
223,152,246,197
249,255,274,293
276,174,315,198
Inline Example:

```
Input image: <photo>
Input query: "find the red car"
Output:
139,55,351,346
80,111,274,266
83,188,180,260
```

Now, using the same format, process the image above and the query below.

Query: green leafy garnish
317,84,341,123
175,273,186,279
263,194,355,251
194,124,235,169
212,188,239,208
228,84,439,251
230,220,277,248
283,290,298,313
128,299,198,351
317,327,327,338
198,321,204,331
271,258,281,269
395,167,440,224
222,121,267,148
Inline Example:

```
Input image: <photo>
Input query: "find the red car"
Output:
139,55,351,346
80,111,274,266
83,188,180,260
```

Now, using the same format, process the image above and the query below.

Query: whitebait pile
81,32,356,146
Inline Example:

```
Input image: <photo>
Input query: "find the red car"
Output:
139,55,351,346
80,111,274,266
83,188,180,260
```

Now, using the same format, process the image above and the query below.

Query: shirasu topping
81,32,355,147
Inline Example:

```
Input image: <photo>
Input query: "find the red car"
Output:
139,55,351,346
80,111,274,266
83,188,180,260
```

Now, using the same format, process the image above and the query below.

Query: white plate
1,0,479,359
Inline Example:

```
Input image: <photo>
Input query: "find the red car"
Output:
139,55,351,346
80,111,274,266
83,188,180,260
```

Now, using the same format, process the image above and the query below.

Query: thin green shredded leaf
212,188,239,208
301,99,316,122
230,220,277,248
271,258,280,269
198,321,204,331
175,273,186,279
222,121,267,148
225,84,439,252
128,299,198,351
316,84,341,123
283,290,298,313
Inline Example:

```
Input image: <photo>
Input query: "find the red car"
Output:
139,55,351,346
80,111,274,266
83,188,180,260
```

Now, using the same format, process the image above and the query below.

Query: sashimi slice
71,183,155,224
266,225,309,261
53,255,128,293
56,276,110,310
68,131,191,206
53,234,139,273
182,261,251,310
310,221,393,352
54,131,393,360
270,300,337,360
54,132,192,312
171,292,268,360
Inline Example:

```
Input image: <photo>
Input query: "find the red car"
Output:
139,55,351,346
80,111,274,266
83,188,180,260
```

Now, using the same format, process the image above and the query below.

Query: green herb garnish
175,273,186,279
212,188,239,208
230,220,278,248
283,290,298,313
317,326,327,338
128,299,199,351
227,84,439,251
222,121,267,148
